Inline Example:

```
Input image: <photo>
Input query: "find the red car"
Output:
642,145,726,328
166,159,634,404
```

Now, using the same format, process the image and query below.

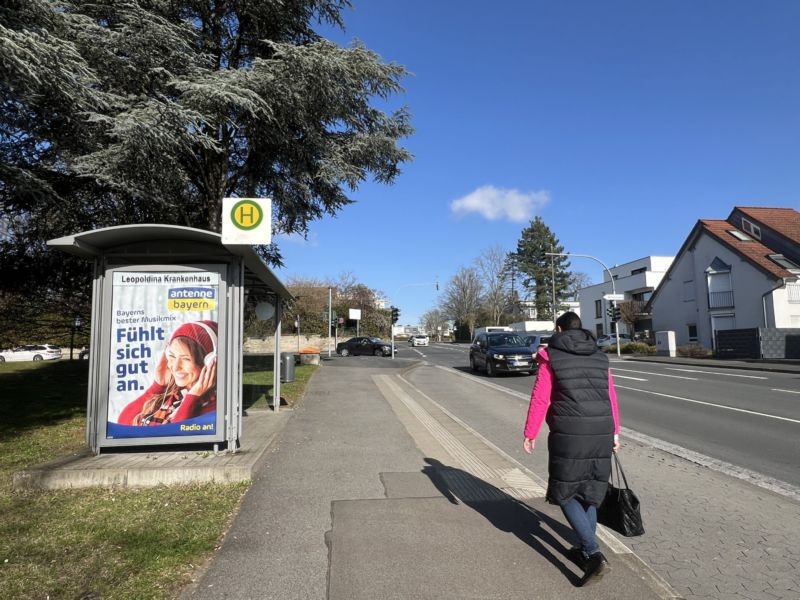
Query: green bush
621,342,655,355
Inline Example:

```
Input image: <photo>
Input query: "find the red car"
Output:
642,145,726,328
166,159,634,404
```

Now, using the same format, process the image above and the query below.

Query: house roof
699,219,795,280
734,207,800,243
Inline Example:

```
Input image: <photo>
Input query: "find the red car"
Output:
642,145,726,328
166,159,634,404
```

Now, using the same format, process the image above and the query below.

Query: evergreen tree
0,0,412,284
0,0,412,340
514,216,571,321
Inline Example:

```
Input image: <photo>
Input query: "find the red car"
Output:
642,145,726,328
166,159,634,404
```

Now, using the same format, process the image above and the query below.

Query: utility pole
550,248,557,321
327,287,332,358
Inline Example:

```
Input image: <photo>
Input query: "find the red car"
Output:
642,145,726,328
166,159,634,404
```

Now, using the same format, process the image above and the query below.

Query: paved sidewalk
181,360,676,600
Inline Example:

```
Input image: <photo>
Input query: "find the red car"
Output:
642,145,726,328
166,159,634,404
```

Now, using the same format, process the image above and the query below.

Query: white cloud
449,185,550,222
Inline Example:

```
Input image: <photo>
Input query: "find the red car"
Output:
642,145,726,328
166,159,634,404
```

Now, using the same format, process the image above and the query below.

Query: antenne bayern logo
231,200,263,231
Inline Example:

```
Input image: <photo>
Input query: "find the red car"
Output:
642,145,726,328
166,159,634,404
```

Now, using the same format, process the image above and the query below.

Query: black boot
580,551,609,587
566,546,587,570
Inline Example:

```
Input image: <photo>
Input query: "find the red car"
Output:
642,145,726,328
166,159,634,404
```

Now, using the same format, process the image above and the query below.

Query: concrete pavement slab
329,495,661,599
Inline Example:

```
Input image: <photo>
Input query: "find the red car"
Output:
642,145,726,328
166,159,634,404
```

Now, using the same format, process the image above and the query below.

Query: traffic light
607,305,621,322
390,306,400,324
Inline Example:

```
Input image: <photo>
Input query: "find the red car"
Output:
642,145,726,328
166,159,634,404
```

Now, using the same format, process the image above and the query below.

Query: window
728,229,753,242
741,217,761,240
687,324,698,342
631,267,646,275
769,254,800,273
595,299,602,318
596,324,604,338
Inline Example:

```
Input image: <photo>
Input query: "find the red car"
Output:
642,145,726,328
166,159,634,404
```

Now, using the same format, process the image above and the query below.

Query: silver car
0,344,63,362
596,334,632,348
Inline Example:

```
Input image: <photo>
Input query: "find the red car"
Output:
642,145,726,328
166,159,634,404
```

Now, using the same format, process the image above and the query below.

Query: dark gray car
469,332,535,376
336,336,394,357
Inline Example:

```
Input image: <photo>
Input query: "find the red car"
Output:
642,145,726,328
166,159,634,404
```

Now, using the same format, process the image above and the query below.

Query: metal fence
715,328,800,359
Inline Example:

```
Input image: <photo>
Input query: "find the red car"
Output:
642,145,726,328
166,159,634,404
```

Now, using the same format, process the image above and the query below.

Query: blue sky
274,1,800,326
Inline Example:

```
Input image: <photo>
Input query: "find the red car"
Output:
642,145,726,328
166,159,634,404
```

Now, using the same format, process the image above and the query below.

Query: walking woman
523,311,620,587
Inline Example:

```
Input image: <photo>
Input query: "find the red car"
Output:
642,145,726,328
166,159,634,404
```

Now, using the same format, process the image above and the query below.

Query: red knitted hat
170,320,218,355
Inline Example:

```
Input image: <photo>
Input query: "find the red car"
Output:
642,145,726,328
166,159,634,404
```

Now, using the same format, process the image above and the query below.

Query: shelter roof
47,224,292,301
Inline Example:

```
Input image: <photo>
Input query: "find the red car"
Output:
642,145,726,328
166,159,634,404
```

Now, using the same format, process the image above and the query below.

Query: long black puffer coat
545,329,614,506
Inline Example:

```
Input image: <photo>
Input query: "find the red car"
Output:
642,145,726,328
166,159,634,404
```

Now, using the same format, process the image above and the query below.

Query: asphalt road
399,342,800,487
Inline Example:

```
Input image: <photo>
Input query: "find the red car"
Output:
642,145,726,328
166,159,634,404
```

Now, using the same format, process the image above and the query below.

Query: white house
648,207,800,349
579,256,675,339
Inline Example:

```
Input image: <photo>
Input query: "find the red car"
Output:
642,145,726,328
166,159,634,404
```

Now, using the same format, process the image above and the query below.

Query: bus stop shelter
48,224,293,455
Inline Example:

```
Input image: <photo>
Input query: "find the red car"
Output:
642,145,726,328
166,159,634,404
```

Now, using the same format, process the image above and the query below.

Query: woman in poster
117,320,218,426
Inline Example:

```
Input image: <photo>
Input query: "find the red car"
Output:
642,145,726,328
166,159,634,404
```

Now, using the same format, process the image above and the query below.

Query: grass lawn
0,359,316,599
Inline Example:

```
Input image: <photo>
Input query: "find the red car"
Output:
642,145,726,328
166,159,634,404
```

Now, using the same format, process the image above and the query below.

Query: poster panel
106,271,221,439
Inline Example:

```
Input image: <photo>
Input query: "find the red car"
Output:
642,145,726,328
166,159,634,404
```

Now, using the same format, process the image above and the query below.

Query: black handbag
597,452,645,537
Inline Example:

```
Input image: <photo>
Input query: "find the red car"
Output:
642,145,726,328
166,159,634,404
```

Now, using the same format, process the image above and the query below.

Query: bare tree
618,301,645,339
421,308,449,341
567,271,593,301
439,267,483,339
475,245,509,325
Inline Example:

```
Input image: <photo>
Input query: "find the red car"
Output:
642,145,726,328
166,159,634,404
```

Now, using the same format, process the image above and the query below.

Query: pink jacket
524,347,620,440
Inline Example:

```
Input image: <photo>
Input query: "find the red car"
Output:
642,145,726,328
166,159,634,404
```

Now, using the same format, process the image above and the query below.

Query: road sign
603,293,625,301
222,197,272,244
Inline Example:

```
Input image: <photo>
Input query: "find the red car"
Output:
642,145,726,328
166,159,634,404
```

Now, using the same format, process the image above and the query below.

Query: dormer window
741,217,761,240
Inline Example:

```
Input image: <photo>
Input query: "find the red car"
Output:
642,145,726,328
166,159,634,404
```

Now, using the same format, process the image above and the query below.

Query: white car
409,335,429,347
0,344,63,362
596,334,632,348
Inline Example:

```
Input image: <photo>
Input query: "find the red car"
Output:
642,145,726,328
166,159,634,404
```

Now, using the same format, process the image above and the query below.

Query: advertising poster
106,271,221,439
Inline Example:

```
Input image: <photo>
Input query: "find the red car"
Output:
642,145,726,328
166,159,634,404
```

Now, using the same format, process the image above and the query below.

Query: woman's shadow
422,457,583,587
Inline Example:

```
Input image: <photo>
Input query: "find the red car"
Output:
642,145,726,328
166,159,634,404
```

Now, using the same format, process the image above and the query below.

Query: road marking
772,388,800,395
434,365,529,400
613,375,648,381
666,368,767,380
616,385,800,424
611,368,697,380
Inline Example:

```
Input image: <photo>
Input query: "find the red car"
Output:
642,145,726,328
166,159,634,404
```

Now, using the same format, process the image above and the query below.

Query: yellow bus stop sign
222,198,271,244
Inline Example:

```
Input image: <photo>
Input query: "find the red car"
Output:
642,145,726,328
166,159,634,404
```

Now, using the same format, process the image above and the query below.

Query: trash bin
280,352,295,383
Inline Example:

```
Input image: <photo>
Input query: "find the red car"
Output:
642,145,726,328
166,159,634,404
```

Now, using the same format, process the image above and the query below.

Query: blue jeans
561,498,600,556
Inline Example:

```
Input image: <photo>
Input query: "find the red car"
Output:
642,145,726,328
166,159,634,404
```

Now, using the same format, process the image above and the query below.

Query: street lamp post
544,252,622,358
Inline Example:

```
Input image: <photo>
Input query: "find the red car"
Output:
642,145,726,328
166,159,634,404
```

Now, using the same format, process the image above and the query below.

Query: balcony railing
788,283,800,304
708,290,734,309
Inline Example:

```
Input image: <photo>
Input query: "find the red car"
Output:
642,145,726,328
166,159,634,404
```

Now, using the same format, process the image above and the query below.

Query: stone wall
244,334,335,354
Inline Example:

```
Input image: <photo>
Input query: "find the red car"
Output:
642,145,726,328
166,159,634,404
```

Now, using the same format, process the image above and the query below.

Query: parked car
408,334,429,347
79,347,90,360
523,333,551,352
596,333,633,348
336,336,396,357
469,332,535,376
0,344,63,362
